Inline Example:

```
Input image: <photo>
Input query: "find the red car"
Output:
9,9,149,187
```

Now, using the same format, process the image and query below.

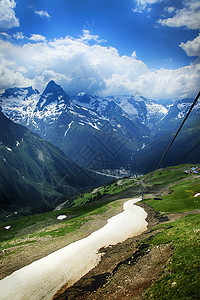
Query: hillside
0,112,110,216
133,118,200,173
0,164,199,299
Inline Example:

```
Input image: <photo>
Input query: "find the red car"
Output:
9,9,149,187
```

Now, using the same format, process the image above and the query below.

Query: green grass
73,179,137,206
141,165,200,299
145,177,200,213
144,165,194,187
145,214,200,300
33,216,92,238
0,200,113,250
0,163,199,299
2,163,197,245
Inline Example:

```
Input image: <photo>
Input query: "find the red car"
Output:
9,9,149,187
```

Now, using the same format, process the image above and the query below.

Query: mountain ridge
1,81,199,172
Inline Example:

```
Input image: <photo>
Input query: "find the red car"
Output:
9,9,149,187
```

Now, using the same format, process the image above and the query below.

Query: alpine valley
0,111,110,216
0,81,200,299
1,80,199,176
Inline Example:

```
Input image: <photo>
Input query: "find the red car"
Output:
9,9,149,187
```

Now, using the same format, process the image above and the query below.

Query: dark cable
178,142,200,164
155,90,200,171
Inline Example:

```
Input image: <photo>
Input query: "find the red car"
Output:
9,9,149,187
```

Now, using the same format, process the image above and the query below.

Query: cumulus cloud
29,34,46,42
0,30,199,99
158,1,200,30
180,34,200,57
34,10,50,18
0,54,32,90
0,0,19,29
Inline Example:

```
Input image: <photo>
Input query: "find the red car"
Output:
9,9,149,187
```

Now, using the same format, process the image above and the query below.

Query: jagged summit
44,80,63,94
37,81,70,110
2,86,39,99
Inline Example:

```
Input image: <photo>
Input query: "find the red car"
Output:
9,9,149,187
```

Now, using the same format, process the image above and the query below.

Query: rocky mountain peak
2,87,39,99
37,81,70,110
43,80,63,93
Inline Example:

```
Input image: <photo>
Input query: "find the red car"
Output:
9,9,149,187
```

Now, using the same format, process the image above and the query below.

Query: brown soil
52,203,169,300
53,204,200,300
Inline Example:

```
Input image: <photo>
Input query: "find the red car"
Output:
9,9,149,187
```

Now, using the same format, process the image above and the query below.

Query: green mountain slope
0,112,109,215
131,119,200,173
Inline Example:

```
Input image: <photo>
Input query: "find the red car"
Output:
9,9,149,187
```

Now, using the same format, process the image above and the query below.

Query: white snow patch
80,106,88,111
177,103,188,110
4,226,11,230
77,92,86,96
57,215,67,220
146,102,168,122
64,121,74,136
110,96,138,116
194,193,200,197
85,121,100,130
177,112,184,118
0,198,147,300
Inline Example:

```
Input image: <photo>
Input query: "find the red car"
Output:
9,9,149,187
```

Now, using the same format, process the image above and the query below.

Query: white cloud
164,7,175,14
180,34,200,57
0,55,32,91
0,0,19,29
34,10,50,18
13,32,25,40
0,32,11,39
133,0,163,13
79,29,106,44
131,51,137,58
0,30,199,99
158,1,200,30
29,34,46,42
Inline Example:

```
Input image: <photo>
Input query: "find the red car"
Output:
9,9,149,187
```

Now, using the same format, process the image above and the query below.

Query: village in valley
184,166,200,174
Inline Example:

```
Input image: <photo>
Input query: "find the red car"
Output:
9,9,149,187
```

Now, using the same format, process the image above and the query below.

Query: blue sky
0,0,199,99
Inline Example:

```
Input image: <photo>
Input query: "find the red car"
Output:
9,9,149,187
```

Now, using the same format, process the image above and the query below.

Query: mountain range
0,80,199,174
0,111,109,215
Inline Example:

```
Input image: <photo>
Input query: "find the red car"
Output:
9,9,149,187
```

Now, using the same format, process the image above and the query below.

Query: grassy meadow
0,164,199,299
